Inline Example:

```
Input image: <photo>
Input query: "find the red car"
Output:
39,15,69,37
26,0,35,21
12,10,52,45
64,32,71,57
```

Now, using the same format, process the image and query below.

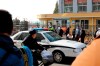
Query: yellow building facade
37,0,100,35
37,12,100,34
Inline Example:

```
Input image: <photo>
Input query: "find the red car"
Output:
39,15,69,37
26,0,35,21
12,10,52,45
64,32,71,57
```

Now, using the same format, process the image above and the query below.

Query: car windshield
43,32,62,42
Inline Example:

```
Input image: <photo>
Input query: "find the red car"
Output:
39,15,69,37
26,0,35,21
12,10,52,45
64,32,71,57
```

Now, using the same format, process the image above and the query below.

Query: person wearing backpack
20,46,33,66
71,30,100,66
0,10,25,66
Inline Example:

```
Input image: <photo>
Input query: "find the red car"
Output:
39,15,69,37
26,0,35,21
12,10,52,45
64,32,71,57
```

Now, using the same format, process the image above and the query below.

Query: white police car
11,31,86,63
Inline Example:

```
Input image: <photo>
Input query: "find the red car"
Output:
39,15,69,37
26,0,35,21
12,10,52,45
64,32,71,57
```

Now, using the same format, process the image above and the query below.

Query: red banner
64,0,73,4
78,0,87,3
93,0,100,2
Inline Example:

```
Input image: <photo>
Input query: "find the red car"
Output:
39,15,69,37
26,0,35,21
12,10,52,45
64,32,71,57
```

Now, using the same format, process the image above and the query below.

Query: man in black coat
23,30,44,66
23,30,44,50
72,28,76,40
80,29,86,43
66,28,70,36
59,29,63,37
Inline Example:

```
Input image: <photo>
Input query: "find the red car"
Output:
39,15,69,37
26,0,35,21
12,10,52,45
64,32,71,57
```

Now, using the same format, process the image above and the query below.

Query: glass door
96,20,100,30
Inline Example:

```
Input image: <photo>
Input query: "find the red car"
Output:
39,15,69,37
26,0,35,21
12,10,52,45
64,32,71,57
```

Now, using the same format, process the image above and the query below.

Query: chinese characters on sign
64,0,73,4
78,0,87,3
93,0,100,2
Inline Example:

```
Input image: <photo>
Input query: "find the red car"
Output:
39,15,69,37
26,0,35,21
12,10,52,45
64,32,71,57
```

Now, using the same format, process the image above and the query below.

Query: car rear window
16,33,29,40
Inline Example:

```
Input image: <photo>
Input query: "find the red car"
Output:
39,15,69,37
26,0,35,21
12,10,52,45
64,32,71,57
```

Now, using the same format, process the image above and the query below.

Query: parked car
11,31,86,63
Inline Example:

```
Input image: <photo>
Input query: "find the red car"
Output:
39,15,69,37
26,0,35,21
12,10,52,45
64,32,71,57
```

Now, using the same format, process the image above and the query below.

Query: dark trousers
32,51,43,66
73,34,75,40
75,35,80,41
66,33,68,39
32,52,39,66
59,34,63,37
81,37,85,43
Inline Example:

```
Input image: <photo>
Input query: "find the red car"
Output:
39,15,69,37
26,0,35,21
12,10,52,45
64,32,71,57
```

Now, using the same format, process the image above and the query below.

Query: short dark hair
29,30,37,35
0,10,13,35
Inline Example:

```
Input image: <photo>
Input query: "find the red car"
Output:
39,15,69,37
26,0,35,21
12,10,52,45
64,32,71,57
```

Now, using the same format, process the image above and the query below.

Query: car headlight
73,48,82,53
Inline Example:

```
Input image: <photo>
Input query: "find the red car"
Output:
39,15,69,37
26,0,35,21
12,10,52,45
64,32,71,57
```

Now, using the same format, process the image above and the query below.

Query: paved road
48,57,75,66
51,63,70,66
39,60,72,66
39,61,71,66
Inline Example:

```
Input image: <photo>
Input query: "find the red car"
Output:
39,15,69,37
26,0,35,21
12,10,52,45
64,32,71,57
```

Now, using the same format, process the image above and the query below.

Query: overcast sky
0,0,57,21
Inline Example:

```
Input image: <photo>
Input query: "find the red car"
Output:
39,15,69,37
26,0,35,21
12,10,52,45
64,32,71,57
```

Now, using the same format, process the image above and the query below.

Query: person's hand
78,38,81,42
37,49,42,53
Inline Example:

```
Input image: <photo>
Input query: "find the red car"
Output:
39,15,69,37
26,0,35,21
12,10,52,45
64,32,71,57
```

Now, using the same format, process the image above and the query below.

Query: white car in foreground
11,31,86,63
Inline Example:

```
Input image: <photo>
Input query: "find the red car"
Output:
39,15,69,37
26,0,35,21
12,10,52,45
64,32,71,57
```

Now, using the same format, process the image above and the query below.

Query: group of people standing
72,27,86,43
58,26,86,43
71,28,100,66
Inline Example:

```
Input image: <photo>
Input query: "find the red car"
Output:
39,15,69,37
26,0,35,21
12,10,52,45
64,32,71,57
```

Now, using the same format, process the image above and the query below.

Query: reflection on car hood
50,40,86,48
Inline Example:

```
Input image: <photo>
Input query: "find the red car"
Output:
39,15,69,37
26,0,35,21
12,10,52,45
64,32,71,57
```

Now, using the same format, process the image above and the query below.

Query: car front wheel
53,51,65,63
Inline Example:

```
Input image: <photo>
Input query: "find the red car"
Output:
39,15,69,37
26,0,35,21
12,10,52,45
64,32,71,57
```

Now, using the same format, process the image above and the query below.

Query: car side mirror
41,39,48,43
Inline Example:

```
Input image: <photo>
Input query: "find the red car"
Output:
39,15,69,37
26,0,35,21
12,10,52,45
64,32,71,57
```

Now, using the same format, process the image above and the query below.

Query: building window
64,4,73,12
96,20,100,29
64,0,73,12
62,20,67,27
75,20,89,29
75,20,80,28
93,0,100,11
81,20,89,29
78,0,87,12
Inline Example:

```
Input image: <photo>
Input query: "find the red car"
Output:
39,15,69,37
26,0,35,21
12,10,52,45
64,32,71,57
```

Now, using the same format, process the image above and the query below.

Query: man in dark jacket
23,30,44,66
72,28,76,40
59,29,63,37
0,10,24,66
80,29,86,43
66,27,70,39
66,27,70,35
